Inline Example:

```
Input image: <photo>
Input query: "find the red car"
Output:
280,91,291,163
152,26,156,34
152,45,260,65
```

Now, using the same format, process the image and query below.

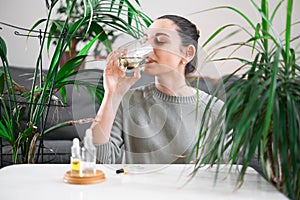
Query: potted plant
47,0,152,69
193,0,299,199
0,0,151,164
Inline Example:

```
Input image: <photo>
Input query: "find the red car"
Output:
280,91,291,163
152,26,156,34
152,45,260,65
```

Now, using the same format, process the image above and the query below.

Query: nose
145,37,155,49
139,39,153,57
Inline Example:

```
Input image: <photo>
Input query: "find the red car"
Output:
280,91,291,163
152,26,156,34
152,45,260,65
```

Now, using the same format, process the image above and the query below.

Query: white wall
0,0,48,68
1,0,299,78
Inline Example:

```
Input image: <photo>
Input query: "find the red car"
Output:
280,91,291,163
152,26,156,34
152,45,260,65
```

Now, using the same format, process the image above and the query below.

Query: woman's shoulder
197,90,224,110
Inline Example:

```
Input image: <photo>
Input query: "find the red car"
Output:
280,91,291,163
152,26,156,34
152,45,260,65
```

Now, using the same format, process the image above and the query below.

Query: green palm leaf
193,1,300,199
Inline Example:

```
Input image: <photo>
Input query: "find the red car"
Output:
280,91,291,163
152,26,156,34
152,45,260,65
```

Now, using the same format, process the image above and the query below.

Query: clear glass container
81,129,96,175
118,38,153,71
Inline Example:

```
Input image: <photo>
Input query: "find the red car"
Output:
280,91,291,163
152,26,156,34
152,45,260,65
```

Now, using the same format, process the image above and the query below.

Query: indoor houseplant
193,0,299,199
46,0,152,67
0,0,151,164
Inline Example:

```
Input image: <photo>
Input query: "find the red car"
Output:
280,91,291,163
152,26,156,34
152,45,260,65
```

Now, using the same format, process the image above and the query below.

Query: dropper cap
84,129,94,147
71,138,80,157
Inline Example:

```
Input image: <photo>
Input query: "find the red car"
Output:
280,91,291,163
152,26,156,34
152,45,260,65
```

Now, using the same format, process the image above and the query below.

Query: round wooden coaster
64,169,105,184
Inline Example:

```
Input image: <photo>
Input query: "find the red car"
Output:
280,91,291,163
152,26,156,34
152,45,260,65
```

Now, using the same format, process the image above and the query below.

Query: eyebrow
155,32,169,37
143,32,170,38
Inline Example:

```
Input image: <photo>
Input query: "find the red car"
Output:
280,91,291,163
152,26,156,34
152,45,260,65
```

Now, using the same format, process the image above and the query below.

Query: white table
0,164,287,200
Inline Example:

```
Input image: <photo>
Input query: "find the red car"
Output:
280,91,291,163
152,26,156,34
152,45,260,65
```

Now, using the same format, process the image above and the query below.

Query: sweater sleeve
95,104,124,164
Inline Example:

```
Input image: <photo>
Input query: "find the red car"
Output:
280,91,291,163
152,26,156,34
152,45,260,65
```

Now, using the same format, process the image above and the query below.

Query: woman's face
143,19,185,76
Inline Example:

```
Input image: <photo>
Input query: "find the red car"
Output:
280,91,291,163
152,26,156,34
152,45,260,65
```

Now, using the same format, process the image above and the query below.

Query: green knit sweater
95,83,223,164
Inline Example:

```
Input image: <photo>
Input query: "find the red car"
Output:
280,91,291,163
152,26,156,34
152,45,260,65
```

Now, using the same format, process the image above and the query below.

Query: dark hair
157,15,200,75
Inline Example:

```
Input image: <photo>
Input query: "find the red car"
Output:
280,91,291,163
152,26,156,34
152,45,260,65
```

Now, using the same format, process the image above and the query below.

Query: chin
144,63,174,76
143,63,161,74
143,63,154,73
143,67,155,76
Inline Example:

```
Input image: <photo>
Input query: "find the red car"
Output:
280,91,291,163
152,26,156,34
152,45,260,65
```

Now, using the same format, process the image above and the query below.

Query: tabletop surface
0,164,287,200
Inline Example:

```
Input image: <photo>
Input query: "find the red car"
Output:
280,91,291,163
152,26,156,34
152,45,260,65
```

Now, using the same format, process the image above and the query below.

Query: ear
185,45,196,62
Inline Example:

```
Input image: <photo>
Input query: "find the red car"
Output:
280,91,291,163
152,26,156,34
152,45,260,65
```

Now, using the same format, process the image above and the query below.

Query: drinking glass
118,38,153,71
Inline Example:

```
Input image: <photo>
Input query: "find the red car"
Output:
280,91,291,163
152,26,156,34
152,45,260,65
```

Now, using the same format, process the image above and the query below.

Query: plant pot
59,51,85,71
59,38,85,71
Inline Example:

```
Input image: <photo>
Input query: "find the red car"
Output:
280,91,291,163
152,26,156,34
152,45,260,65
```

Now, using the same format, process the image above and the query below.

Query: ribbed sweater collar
150,83,198,104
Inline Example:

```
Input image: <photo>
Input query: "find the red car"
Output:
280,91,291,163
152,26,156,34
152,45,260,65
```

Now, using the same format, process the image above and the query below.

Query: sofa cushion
3,66,103,140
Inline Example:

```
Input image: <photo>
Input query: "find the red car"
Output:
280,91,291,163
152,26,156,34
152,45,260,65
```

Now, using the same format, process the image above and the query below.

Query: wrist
97,92,122,117
104,91,123,103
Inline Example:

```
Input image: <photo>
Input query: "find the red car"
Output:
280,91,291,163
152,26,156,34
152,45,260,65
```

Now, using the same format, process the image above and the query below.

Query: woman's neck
155,74,196,96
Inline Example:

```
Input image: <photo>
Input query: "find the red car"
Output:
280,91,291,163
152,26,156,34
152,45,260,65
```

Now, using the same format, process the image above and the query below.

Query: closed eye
154,34,170,46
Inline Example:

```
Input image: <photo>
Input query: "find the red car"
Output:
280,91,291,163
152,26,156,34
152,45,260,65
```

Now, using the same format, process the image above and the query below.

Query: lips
145,57,156,64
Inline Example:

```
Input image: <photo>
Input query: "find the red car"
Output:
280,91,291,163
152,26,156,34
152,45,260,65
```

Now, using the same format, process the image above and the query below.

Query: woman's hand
103,50,141,97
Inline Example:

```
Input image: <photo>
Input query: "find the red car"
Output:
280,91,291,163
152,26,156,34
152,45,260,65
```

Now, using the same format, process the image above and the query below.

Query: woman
91,15,223,164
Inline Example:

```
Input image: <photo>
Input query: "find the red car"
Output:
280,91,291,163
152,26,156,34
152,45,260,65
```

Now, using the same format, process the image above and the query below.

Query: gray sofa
0,66,100,166
0,66,220,167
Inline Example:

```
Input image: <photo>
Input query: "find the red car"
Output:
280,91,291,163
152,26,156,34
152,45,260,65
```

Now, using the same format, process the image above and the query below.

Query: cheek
154,49,182,66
